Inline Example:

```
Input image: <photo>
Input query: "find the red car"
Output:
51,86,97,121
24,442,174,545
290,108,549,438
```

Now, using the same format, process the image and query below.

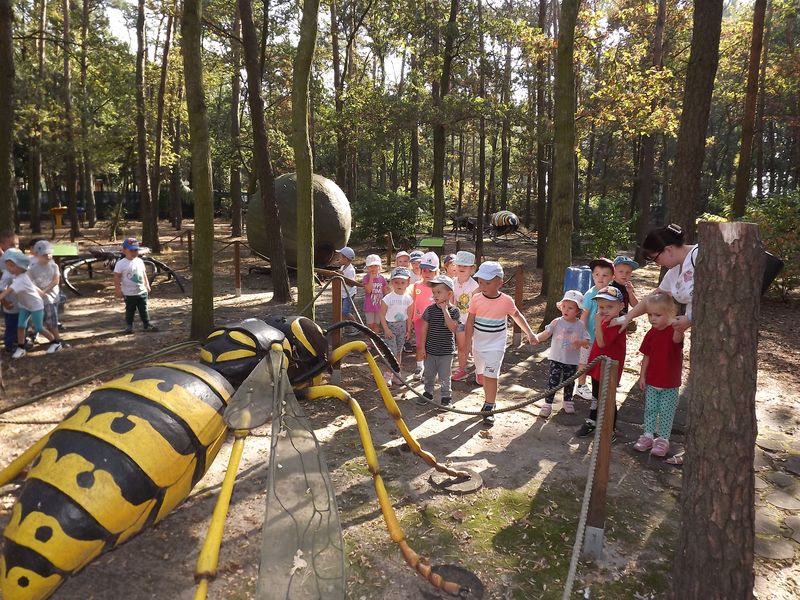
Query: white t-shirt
453,277,479,324
544,317,590,365
0,269,18,313
28,260,60,304
660,245,698,320
382,291,413,323
339,263,357,298
11,272,44,312
114,256,148,296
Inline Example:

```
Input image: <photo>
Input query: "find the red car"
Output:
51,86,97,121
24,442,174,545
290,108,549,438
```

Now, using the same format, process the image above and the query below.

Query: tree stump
671,222,764,599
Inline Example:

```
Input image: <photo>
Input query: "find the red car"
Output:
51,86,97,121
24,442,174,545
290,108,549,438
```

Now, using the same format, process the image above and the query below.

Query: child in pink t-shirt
410,252,439,379
362,254,388,333
465,261,535,425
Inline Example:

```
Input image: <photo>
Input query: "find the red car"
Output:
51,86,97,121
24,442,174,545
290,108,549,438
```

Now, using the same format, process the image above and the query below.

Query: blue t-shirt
583,286,600,343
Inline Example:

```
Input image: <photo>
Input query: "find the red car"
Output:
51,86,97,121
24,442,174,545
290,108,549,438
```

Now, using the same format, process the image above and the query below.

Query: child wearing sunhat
534,290,590,418
114,238,158,333
465,261,535,424
336,246,358,323
0,248,62,357
451,251,479,382
417,274,460,407
362,254,388,333
28,240,63,348
380,267,414,386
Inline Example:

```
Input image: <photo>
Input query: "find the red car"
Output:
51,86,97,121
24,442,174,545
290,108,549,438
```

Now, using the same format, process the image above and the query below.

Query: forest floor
1,220,798,599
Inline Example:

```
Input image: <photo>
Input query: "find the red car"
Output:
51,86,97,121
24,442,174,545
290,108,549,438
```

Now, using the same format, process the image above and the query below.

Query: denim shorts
342,295,354,317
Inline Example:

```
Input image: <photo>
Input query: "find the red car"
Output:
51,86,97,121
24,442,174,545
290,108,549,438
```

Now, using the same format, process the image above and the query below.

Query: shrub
747,192,800,299
579,195,633,259
350,190,428,249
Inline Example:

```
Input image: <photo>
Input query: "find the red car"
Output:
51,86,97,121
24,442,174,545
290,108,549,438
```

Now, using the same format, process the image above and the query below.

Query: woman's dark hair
642,223,685,254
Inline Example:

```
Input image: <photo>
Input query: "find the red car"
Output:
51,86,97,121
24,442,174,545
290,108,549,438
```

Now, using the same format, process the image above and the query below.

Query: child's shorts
473,349,505,379
342,295,354,317
365,311,380,325
43,303,58,330
579,346,590,364
18,307,45,333
384,320,406,356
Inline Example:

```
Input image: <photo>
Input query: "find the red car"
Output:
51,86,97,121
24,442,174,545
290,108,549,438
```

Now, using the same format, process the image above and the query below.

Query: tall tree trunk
29,0,47,233
0,0,13,232
432,0,459,236
754,1,773,200
541,0,580,322
500,28,512,211
409,55,419,199
732,0,767,218
169,80,183,230
230,4,243,237
182,0,214,337
487,129,499,216
80,0,96,227
330,0,347,187
666,0,724,242
292,0,320,316
671,222,761,599
634,0,665,263
457,132,465,218
475,0,486,261
535,0,548,269
136,0,154,247
239,0,291,303
62,0,80,239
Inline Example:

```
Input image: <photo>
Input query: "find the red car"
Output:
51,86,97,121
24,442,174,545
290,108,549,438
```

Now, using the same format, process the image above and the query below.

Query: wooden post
670,222,763,599
583,359,619,560
330,277,343,385
385,232,393,267
512,264,524,345
187,230,193,265
233,240,241,297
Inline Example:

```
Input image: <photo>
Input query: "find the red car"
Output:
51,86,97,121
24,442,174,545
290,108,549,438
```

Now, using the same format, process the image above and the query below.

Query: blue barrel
563,266,593,294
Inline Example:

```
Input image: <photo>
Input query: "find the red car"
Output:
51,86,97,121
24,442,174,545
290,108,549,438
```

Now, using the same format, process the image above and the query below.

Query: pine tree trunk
666,0,724,241
136,0,153,246
670,221,762,599
754,1,773,200
732,0,767,218
292,0,320,317
535,0,548,268
62,0,81,239
80,0,96,227
230,4,243,237
410,54,419,200
330,0,346,187
0,0,15,232
500,30,512,212
181,0,215,338
541,0,580,322
28,0,47,233
169,81,183,230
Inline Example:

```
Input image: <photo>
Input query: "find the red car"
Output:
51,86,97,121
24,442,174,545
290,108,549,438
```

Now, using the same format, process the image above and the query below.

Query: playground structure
451,211,537,244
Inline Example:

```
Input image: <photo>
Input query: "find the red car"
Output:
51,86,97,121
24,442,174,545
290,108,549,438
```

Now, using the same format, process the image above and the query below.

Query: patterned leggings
545,360,577,404
644,386,680,439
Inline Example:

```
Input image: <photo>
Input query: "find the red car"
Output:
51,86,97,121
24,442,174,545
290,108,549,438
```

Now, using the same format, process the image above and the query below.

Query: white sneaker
539,403,552,418
11,348,26,359
47,341,63,354
412,366,423,381
575,384,593,400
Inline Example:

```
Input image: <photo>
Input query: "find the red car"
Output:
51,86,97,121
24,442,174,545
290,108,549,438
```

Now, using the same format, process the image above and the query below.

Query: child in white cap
417,274,460,407
533,290,590,417
362,254,388,333
335,246,358,323
466,261,535,424
451,251,478,381
380,267,413,386
28,240,63,349
394,250,411,270
0,249,62,357
410,252,439,379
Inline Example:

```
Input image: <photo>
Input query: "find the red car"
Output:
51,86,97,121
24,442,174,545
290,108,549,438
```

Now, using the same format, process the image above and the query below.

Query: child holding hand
417,274,460,407
362,254,389,333
451,251,479,381
634,293,684,458
535,290,590,418
380,267,413,386
575,258,615,399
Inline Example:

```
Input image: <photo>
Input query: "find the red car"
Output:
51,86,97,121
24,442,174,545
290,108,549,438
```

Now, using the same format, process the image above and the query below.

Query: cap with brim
2,248,30,270
613,256,640,270
453,250,475,266
557,289,584,309
425,274,454,290
474,261,504,281
395,251,410,259
122,238,140,251
390,267,411,280
33,240,54,256
420,251,440,269
593,286,624,302
589,257,614,271
365,254,382,267
336,246,355,261
409,250,424,262
443,254,456,265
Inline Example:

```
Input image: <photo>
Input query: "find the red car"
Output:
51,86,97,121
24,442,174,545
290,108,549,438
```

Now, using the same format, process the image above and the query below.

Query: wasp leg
301,385,467,597
329,342,468,479
0,432,52,487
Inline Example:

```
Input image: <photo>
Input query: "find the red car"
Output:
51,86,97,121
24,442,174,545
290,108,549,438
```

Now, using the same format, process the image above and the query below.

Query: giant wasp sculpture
0,317,471,599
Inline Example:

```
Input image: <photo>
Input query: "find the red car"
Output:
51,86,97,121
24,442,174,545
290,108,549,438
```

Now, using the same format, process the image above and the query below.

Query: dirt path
1,223,798,599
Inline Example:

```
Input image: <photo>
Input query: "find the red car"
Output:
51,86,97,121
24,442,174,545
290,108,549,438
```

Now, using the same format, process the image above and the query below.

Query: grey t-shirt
28,260,60,304
545,317,590,365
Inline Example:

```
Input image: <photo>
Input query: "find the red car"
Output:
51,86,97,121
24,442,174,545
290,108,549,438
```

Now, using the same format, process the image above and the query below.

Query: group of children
336,244,685,454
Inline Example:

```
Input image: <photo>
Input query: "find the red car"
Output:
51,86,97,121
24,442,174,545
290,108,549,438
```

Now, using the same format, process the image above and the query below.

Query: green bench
418,237,445,253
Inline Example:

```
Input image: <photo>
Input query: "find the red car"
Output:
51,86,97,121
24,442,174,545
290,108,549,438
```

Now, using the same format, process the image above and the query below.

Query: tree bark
541,0,580,322
62,0,81,239
80,0,96,227
670,221,762,599
732,0,767,218
500,28,512,211
136,0,154,247
239,0,291,304
409,54,419,199
330,0,346,187
169,79,183,230
28,0,47,233
754,0,773,200
475,0,486,261
666,0,724,241
230,4,243,237
535,0,548,268
0,0,15,232
181,0,215,337
292,0,320,317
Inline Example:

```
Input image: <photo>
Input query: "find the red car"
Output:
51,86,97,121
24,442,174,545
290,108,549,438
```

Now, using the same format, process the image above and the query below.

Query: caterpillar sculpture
0,317,470,599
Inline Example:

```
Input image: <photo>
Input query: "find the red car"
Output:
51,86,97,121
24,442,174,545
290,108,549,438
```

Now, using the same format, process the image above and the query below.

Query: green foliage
579,195,633,258
747,192,800,299
350,190,428,249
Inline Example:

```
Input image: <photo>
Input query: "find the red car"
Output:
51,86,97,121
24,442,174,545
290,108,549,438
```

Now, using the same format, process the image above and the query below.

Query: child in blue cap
114,238,158,333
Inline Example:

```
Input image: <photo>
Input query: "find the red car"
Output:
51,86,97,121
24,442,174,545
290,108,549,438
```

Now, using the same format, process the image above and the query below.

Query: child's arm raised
441,304,458,333
363,273,373,294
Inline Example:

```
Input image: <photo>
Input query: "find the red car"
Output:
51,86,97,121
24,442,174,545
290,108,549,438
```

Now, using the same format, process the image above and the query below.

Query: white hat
395,250,410,259
419,251,440,269
1,248,30,270
409,250,424,262
33,240,54,256
365,254,382,267
557,289,584,310
474,261,503,281
336,246,355,261
453,250,475,266
425,274,454,290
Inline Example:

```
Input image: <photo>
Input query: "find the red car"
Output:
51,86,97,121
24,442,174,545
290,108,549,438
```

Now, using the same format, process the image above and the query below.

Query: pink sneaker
539,403,552,418
451,368,468,381
651,437,670,457
475,373,484,386
634,435,654,452
562,400,575,414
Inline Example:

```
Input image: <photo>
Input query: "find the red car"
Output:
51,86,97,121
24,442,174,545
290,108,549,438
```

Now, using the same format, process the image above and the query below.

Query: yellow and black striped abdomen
1,361,234,600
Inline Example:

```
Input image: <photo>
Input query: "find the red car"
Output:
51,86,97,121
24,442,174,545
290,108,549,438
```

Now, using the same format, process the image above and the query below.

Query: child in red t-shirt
634,293,685,457
576,286,627,438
